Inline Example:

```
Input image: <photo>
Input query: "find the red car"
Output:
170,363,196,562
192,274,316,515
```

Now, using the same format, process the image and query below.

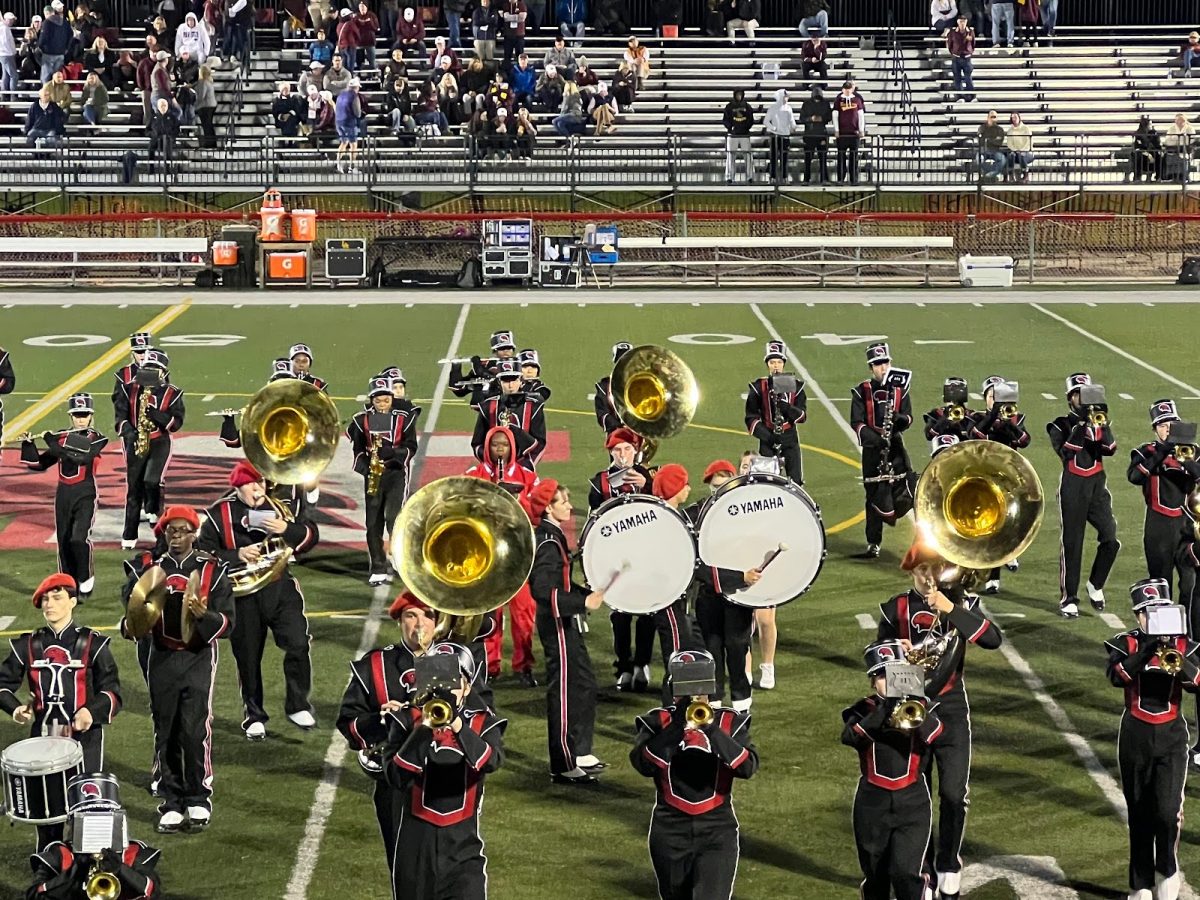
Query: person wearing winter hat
922,376,975,444
745,340,806,486
196,460,319,741
1048,371,1120,619
594,340,633,435
471,359,547,470
19,393,107,597
517,348,551,403
875,534,1002,899
175,10,210,63
0,572,122,849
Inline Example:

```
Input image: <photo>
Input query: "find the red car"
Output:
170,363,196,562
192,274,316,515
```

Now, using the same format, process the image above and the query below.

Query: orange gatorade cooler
259,188,286,242
212,241,238,266
268,252,307,280
291,209,317,243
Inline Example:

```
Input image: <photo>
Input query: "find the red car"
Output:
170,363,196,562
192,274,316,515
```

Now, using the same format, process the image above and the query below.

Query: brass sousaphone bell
389,477,535,645
610,344,700,464
240,379,341,487
126,566,202,643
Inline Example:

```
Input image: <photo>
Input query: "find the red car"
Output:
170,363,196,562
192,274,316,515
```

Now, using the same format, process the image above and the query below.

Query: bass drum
580,494,697,615
697,473,826,608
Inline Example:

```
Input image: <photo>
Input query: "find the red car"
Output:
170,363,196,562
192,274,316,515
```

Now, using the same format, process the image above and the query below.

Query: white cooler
959,254,1015,288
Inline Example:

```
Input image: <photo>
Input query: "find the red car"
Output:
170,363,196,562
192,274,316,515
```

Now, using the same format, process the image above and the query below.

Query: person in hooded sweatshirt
175,11,210,63
799,85,832,182
763,87,796,183
722,87,755,183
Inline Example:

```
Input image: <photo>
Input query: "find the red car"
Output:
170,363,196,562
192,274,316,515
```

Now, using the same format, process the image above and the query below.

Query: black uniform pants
861,459,915,545
372,777,404,870
648,807,740,900
536,610,596,773
1118,714,1188,892
802,136,828,182
230,575,313,729
655,596,705,705
1144,510,1194,602
365,468,407,576
1057,471,1120,600
694,591,753,704
36,726,104,851
760,437,804,486
55,487,96,585
922,696,971,877
392,813,487,900
610,610,656,676
853,779,932,900
148,642,218,814
122,435,170,541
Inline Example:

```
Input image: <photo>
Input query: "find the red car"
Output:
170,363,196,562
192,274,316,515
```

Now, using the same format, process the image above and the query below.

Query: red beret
528,479,559,520
33,573,77,608
229,460,264,488
702,460,736,484
605,427,642,451
154,505,200,535
652,463,689,501
900,539,944,572
388,590,434,621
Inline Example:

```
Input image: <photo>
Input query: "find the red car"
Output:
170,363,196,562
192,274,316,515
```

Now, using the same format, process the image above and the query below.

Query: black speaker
1179,257,1200,285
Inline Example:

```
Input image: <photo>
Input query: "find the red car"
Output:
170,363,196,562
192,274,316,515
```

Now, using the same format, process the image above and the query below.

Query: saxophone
134,390,153,456
367,435,385,496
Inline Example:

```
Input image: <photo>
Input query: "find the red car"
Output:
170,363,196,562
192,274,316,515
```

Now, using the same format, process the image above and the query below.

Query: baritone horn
240,379,340,486
390,476,535,644
610,345,699,450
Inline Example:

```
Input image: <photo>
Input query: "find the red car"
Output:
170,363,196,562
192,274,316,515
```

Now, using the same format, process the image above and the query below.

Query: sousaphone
610,344,700,463
240,379,340,486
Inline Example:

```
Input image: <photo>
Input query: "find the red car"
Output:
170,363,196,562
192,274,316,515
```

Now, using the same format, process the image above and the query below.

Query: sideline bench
609,236,958,286
0,238,210,286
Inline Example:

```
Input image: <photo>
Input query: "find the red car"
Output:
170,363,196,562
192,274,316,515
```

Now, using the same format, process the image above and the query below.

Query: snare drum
2,736,84,825
580,494,698,615
697,473,826,608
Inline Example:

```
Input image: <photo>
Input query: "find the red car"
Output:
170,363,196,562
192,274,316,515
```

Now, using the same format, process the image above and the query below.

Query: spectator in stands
0,12,18,101
310,28,334,67
612,59,635,110
84,34,114,87
302,82,320,133
990,0,1014,48
799,84,831,182
461,54,489,101
73,2,101,53
833,78,864,183
38,0,71,84
553,79,585,135
222,0,252,66
930,0,956,33
797,0,828,37
722,86,755,183
725,0,759,44
511,51,536,106
148,15,174,56
355,1,379,68
136,35,158,121
436,67,460,119
114,49,136,92
1005,110,1033,180
80,67,107,125
44,66,71,115
174,11,209,63
313,88,336,139
800,30,827,84
556,0,585,47
1040,0,1056,42
1181,31,1200,77
26,85,65,144
300,59,324,95
150,49,177,116
381,47,408,84
1163,112,1196,181
623,35,649,89
764,87,795,183
483,104,512,157
195,63,216,145
308,0,333,35
273,81,301,136
472,0,499,62
1127,115,1161,182
335,77,361,172
499,0,526,67
958,0,987,42
535,60,565,109
485,73,513,116
1017,0,1039,46
335,8,359,70
325,53,352,93
430,36,461,76
444,0,467,48
946,12,975,102
173,48,199,84
149,95,178,161
514,103,536,158
543,34,575,79
19,16,41,86
586,79,616,133
382,72,414,133
413,78,448,132
977,109,1006,179
574,54,596,89
377,0,398,43
591,0,629,36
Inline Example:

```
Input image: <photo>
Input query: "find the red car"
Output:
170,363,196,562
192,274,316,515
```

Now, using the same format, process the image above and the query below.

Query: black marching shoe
1060,597,1080,619
865,543,881,559
551,770,599,785
518,670,539,688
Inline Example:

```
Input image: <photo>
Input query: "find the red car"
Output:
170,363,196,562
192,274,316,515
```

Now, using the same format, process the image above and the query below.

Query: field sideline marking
3,303,191,440
749,305,1197,898
283,303,473,900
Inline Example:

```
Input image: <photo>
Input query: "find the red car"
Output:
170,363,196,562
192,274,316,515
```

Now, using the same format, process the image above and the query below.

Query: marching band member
0,342,14,449
1128,400,1199,601
589,426,656,692
347,376,421,586
114,349,184,551
119,506,234,834
466,425,538,686
470,359,546,470
595,341,632,435
850,342,915,559
630,650,758,900
1106,579,1199,900
384,642,505,900
744,340,807,485
449,329,517,401
519,348,552,402
0,573,122,849
219,359,297,448
196,461,318,741
1048,372,1120,619
288,342,328,391
20,393,108,599
876,540,1002,900
922,376,975,443
110,332,155,524
528,479,607,784
971,375,1031,594
843,640,943,900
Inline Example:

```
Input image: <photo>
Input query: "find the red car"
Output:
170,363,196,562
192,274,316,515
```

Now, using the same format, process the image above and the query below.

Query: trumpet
86,863,120,900
685,698,713,728
1160,641,1184,675
887,697,927,733
998,402,1019,418
1174,444,1197,462
1087,406,1108,428
945,404,966,423
422,696,456,727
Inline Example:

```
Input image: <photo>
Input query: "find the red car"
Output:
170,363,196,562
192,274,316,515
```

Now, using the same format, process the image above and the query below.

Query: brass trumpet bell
888,698,927,733
915,441,1044,570
240,379,340,486
86,866,120,900
390,477,534,637
422,697,455,727
610,345,699,441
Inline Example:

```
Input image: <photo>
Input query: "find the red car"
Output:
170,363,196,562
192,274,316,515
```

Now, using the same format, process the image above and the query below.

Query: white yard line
855,614,876,630
283,302,473,900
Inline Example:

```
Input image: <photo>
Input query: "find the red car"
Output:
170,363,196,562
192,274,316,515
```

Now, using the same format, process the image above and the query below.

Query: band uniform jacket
346,402,421,478
630,705,758,816
29,840,162,900
21,429,108,489
745,376,807,451
0,621,122,734
1106,629,1200,725
594,375,622,434
109,362,137,431
523,377,552,404
113,379,185,447
449,356,502,404
471,391,546,468
1047,411,1117,478
851,375,914,475
296,371,329,392
841,696,943,790
588,463,654,511
923,405,977,442
1128,441,1200,519
877,588,1002,702
196,492,320,565
969,408,1032,448
120,550,235,651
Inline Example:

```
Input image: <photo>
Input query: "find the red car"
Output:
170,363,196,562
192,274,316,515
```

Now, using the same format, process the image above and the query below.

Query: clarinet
864,392,897,484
